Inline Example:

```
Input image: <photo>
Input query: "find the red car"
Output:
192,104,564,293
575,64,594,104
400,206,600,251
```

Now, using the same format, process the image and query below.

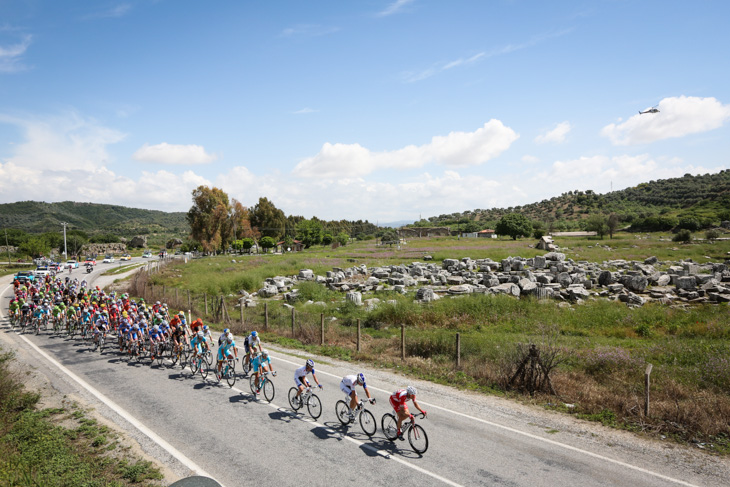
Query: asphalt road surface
2,263,729,487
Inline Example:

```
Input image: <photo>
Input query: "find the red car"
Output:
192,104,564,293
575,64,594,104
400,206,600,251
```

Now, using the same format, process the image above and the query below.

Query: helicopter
639,105,659,114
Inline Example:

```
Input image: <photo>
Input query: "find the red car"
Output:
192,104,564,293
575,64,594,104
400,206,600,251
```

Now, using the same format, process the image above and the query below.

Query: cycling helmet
261,349,269,357
155,301,161,305
226,336,233,344
197,331,204,338
153,325,160,332
223,328,230,334
306,359,314,368
203,325,209,331
178,311,184,317
357,373,366,384
406,385,417,396
251,330,258,337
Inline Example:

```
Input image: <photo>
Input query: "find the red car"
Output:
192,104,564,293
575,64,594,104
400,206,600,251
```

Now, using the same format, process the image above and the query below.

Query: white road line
226,382,463,487
0,296,225,487
269,354,700,487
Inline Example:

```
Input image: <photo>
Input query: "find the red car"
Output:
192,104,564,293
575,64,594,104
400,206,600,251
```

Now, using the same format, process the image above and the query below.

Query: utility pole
4,228,10,267
61,222,69,260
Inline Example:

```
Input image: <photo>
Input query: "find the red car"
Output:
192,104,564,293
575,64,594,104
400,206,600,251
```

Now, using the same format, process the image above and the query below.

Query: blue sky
1,0,729,222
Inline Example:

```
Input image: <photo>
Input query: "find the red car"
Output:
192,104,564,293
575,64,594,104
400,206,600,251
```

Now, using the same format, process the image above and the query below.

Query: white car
66,260,79,269
142,251,152,258
102,255,115,263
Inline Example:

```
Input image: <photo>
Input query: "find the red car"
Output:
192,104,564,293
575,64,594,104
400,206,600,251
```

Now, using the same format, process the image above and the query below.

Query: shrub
673,229,692,242
705,229,720,242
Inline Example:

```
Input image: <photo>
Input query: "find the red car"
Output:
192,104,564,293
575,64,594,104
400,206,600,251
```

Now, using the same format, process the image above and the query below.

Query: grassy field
131,234,730,453
0,347,163,486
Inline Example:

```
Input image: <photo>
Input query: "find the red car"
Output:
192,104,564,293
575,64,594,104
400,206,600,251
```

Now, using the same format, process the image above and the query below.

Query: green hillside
0,201,188,237
418,170,730,232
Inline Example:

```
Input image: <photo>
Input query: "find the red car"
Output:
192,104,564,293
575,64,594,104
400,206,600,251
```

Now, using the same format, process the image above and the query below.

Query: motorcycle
85,265,93,274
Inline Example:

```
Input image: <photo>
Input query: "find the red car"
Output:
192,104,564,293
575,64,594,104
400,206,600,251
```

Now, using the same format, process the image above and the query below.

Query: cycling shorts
295,376,309,388
340,382,355,398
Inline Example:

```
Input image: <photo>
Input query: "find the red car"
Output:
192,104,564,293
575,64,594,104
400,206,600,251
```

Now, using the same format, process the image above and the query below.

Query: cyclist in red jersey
389,386,427,440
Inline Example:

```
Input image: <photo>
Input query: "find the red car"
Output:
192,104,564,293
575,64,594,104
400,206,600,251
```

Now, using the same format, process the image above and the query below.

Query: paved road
2,263,728,486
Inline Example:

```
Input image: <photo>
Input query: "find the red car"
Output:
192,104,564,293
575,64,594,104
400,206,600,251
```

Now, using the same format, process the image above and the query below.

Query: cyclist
243,330,261,370
148,324,164,363
293,359,323,404
190,330,209,363
215,333,238,380
340,373,375,420
92,314,109,349
251,349,276,394
218,328,231,347
171,319,188,356
390,386,427,440
201,324,213,345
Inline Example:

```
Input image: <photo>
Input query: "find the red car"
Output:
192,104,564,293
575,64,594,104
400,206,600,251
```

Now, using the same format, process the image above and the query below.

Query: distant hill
0,201,189,237
416,170,730,232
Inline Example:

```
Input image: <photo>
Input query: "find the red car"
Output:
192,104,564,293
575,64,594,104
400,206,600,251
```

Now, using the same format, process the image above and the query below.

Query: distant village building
478,229,496,238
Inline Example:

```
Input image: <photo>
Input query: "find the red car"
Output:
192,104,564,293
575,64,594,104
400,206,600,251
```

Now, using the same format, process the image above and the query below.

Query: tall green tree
296,218,323,248
607,213,619,239
249,197,286,239
495,213,532,240
584,214,609,239
187,186,231,253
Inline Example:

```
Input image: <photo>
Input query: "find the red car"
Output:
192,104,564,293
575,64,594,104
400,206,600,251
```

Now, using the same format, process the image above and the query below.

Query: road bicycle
169,341,189,368
151,340,165,367
336,398,377,437
91,332,106,353
202,348,213,367
217,357,237,387
249,371,276,402
189,351,209,380
288,386,322,419
34,315,48,335
381,412,428,454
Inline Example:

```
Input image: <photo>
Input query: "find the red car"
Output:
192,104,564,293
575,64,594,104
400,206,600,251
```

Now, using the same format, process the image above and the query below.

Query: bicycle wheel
381,414,398,441
190,356,199,375
408,424,428,454
307,393,322,420
249,374,257,394
288,388,302,411
99,336,105,354
204,350,213,367
263,378,275,402
242,360,251,376
200,358,209,379
225,361,235,387
359,409,377,437
335,400,351,425
156,346,164,366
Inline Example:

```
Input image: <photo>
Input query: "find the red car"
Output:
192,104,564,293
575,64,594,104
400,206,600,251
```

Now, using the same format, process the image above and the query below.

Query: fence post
357,319,361,352
645,363,653,417
291,307,295,337
204,293,208,315
401,323,405,360
456,332,461,369
320,313,325,345
264,302,269,331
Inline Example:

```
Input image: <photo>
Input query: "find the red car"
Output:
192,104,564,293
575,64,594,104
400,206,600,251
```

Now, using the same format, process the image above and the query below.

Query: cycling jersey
252,354,271,373
294,365,315,387
217,340,236,361
389,389,409,411
340,374,366,396
190,335,206,353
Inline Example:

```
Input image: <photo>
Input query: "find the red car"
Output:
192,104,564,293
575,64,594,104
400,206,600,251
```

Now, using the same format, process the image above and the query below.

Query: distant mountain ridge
0,201,188,236
418,170,730,231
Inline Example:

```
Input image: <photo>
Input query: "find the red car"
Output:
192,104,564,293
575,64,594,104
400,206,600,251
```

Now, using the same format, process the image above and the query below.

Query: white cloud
377,0,416,17
293,107,317,115
0,112,126,171
132,142,218,165
82,4,132,20
601,96,730,145
521,155,540,163
0,33,32,73
293,120,518,178
535,121,571,144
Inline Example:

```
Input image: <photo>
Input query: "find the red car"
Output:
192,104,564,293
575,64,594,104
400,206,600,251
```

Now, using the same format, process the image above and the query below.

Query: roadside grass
129,234,730,453
0,347,164,486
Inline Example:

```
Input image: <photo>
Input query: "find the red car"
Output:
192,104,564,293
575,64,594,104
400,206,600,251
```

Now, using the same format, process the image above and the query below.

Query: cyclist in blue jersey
251,349,276,394
216,334,238,380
